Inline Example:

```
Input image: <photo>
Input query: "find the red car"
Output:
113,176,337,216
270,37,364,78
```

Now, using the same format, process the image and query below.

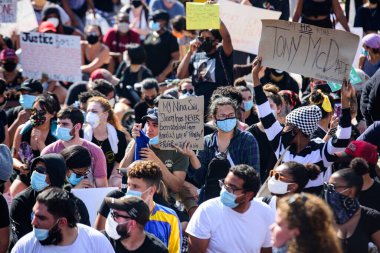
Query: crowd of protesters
1,0,380,252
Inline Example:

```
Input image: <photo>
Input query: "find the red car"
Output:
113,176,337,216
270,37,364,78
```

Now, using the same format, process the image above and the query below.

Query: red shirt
103,27,140,53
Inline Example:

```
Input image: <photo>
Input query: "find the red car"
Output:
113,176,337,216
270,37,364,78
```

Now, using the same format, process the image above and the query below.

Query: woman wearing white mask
259,161,320,214
84,96,127,186
247,84,283,182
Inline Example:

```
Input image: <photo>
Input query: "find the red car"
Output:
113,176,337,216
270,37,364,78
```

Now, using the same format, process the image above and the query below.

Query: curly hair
127,160,163,189
277,193,343,253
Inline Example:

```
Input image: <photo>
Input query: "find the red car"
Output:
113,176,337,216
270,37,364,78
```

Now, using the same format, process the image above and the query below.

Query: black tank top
302,0,332,17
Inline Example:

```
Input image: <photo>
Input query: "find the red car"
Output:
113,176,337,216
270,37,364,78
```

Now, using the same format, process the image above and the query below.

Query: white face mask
86,112,100,129
47,17,59,28
268,176,291,195
105,215,121,240
118,22,129,33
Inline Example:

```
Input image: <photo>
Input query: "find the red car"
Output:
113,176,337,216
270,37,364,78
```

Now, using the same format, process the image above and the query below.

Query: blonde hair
87,96,123,131
277,193,343,253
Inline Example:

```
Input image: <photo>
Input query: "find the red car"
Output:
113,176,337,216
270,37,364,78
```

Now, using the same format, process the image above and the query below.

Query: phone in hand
334,103,342,117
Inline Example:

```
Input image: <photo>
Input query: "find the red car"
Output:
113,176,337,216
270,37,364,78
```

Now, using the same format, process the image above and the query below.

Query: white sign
72,187,118,227
20,32,82,82
0,0,17,23
336,24,363,69
219,0,281,54
0,0,37,36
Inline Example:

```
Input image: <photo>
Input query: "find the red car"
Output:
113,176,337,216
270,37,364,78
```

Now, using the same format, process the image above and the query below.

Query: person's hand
206,0,216,4
357,120,367,134
16,109,31,123
74,178,94,188
329,115,339,129
189,39,201,54
341,78,354,101
172,141,196,158
156,73,166,83
140,147,161,164
251,57,263,86
183,181,199,201
131,123,142,139
19,164,29,175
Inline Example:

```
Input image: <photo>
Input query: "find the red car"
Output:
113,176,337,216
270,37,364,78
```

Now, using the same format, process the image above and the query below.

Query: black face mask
131,0,142,8
3,61,17,72
199,40,214,53
281,129,297,148
39,221,63,246
87,35,99,45
116,222,131,239
145,97,156,106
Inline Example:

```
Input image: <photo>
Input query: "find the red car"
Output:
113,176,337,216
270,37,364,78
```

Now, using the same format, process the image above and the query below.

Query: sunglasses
269,170,292,181
181,89,194,95
197,36,214,43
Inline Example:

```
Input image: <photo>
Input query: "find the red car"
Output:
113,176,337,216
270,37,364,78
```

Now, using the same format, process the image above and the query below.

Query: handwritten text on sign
20,32,81,82
158,96,204,150
0,0,17,23
186,2,220,30
258,20,360,83
219,0,281,55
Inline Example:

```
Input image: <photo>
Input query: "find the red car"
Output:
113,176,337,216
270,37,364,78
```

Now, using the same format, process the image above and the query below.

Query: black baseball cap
105,196,150,226
17,79,43,93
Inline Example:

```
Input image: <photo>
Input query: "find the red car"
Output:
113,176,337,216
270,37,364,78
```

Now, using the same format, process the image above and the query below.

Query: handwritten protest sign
158,96,204,150
72,187,118,226
186,2,220,30
220,0,281,55
20,32,82,82
0,0,37,36
336,24,363,69
258,20,360,83
327,67,362,92
0,0,17,23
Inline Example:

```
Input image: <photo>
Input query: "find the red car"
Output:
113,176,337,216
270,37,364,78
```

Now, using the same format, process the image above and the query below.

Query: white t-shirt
11,224,114,253
186,198,274,253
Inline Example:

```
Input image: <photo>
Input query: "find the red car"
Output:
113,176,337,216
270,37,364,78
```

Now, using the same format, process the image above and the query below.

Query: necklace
95,138,106,149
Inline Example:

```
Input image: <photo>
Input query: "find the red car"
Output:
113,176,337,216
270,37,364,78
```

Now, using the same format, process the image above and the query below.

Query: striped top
145,203,182,253
254,85,351,188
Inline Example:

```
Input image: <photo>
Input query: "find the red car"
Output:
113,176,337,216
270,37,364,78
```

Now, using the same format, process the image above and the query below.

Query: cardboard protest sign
186,2,220,30
258,20,360,83
219,0,281,55
20,32,81,82
72,187,118,226
336,24,363,69
158,96,204,150
0,0,17,23
0,0,37,36
327,67,362,92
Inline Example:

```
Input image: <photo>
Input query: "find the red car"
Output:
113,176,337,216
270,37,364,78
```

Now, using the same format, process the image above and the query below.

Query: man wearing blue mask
41,106,108,188
186,164,274,253
9,153,90,246
11,187,113,253
7,79,43,144
95,160,182,253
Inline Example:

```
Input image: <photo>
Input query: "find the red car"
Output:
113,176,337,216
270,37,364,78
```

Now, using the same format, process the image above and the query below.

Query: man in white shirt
186,164,274,253
11,187,114,253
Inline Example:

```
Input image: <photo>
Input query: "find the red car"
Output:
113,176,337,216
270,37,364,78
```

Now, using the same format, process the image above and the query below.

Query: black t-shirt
249,0,290,20
354,7,380,33
104,231,169,253
247,124,277,182
64,81,87,106
360,181,380,213
0,110,7,143
116,64,153,94
92,129,128,179
341,206,380,253
10,187,90,242
94,0,114,12
134,102,149,124
245,110,260,127
144,31,179,77
260,70,300,93
0,193,9,228
189,47,233,110
6,105,23,127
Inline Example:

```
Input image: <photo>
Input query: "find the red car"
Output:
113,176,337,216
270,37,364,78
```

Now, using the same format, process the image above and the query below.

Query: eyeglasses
181,89,194,95
35,166,47,174
323,183,349,192
216,113,236,121
219,179,243,194
71,168,90,177
110,210,132,221
269,170,292,181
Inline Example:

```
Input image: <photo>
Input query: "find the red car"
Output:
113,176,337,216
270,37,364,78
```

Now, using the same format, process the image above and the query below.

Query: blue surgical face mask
149,135,159,145
66,172,84,186
19,94,37,110
125,187,150,198
220,187,239,208
31,171,49,192
149,21,160,31
216,118,237,132
56,126,73,142
33,227,49,241
243,100,253,112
